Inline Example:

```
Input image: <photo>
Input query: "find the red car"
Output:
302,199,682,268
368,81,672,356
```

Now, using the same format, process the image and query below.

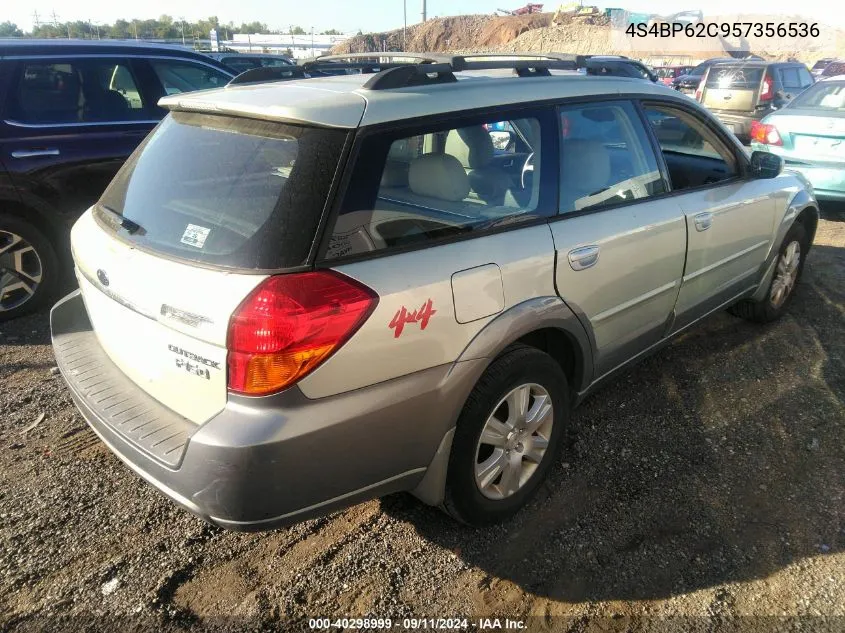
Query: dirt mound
332,13,554,54
332,11,845,63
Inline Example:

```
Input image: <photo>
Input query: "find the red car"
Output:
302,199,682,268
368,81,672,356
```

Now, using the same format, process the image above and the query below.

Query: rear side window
323,111,555,261
150,60,230,95
559,101,665,214
781,67,813,90
705,66,764,88
97,112,348,269
8,59,147,124
221,57,262,73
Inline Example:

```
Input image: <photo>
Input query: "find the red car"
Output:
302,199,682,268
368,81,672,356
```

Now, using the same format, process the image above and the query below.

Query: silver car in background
50,54,819,531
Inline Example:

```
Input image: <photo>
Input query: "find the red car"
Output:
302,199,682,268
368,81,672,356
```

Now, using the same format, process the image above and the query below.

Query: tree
238,21,269,34
321,29,342,35
290,25,306,35
0,21,23,37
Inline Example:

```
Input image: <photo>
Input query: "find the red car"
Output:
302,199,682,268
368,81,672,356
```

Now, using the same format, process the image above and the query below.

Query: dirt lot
1,214,844,632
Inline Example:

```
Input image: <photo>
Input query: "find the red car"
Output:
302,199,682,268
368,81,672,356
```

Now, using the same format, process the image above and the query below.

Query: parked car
820,59,845,78
750,76,845,201
51,54,818,531
580,56,659,82
206,52,293,74
811,58,835,78
656,65,694,86
671,57,735,94
697,60,815,142
0,40,234,320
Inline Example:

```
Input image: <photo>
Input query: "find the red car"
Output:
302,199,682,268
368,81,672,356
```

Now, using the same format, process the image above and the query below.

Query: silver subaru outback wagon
51,54,819,530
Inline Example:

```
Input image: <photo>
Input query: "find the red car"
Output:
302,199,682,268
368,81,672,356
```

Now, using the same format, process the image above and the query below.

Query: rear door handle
694,212,713,232
11,149,60,159
568,245,600,271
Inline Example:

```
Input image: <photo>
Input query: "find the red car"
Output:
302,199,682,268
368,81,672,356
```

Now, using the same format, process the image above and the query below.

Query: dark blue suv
0,40,233,320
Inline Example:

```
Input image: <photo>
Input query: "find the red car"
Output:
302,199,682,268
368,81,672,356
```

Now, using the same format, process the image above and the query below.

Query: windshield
789,81,845,110
96,112,348,269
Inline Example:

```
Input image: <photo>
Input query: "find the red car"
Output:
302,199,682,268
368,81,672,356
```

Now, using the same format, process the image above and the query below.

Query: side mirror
749,150,783,179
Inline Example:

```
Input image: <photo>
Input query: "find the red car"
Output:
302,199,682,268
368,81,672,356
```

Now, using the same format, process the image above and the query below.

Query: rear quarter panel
299,225,558,399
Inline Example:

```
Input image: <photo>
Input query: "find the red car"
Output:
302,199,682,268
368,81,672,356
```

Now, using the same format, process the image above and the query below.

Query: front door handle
694,212,713,232
11,149,60,159
568,245,600,271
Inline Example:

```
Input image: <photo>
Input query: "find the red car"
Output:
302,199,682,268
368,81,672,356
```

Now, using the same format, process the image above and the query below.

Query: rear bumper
711,112,763,140
51,290,483,530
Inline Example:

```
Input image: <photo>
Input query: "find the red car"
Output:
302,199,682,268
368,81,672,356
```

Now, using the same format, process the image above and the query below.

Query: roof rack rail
228,65,307,86
226,52,597,91
362,63,457,89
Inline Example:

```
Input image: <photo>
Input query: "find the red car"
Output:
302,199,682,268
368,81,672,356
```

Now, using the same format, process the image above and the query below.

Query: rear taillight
750,120,782,146
227,271,378,395
759,73,774,101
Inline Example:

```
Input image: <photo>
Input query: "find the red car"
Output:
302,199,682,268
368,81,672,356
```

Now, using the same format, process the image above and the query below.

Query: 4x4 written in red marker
389,299,437,338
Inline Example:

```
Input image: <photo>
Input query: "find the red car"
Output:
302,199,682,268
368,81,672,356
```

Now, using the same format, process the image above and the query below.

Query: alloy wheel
474,383,554,500
770,240,801,309
0,230,43,313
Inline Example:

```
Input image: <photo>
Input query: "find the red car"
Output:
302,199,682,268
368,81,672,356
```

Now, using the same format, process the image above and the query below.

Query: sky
7,0,845,34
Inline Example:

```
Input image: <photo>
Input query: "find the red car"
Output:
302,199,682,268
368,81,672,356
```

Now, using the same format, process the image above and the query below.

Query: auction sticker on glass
180,224,211,248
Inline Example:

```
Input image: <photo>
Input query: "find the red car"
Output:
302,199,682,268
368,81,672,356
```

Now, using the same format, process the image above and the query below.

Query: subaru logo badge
96,269,109,287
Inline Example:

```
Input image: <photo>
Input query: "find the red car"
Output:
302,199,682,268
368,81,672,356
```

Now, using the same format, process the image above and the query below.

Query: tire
443,344,569,526
729,222,808,323
0,213,59,322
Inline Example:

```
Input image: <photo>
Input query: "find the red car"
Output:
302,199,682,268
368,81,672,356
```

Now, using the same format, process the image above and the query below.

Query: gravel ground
1,215,843,633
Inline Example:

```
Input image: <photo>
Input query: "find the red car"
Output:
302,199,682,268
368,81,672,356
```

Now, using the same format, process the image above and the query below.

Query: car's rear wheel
729,222,808,323
0,214,58,322
443,345,569,526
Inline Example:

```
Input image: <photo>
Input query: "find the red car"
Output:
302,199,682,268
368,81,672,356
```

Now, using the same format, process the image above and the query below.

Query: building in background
228,33,350,59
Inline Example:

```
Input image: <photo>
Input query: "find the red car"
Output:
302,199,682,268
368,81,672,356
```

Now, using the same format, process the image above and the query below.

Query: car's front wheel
444,345,569,526
0,214,58,322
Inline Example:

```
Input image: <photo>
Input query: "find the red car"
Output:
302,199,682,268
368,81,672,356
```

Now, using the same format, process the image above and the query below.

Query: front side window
150,60,230,95
8,59,146,124
643,105,738,190
323,112,553,260
559,101,665,214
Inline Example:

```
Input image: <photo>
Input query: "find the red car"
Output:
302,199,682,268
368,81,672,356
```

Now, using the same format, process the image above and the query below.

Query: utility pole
180,18,186,46
403,0,407,51
32,10,40,28
421,0,426,23
311,27,314,58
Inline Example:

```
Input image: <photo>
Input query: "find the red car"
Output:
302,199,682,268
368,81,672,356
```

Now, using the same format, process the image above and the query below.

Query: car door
0,56,157,229
549,100,687,379
640,102,778,332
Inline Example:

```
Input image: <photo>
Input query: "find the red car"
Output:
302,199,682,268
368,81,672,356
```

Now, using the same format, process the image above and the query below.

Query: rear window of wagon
95,112,349,269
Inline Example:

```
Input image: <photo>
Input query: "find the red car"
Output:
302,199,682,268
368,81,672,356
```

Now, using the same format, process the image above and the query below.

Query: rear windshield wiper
100,205,145,235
